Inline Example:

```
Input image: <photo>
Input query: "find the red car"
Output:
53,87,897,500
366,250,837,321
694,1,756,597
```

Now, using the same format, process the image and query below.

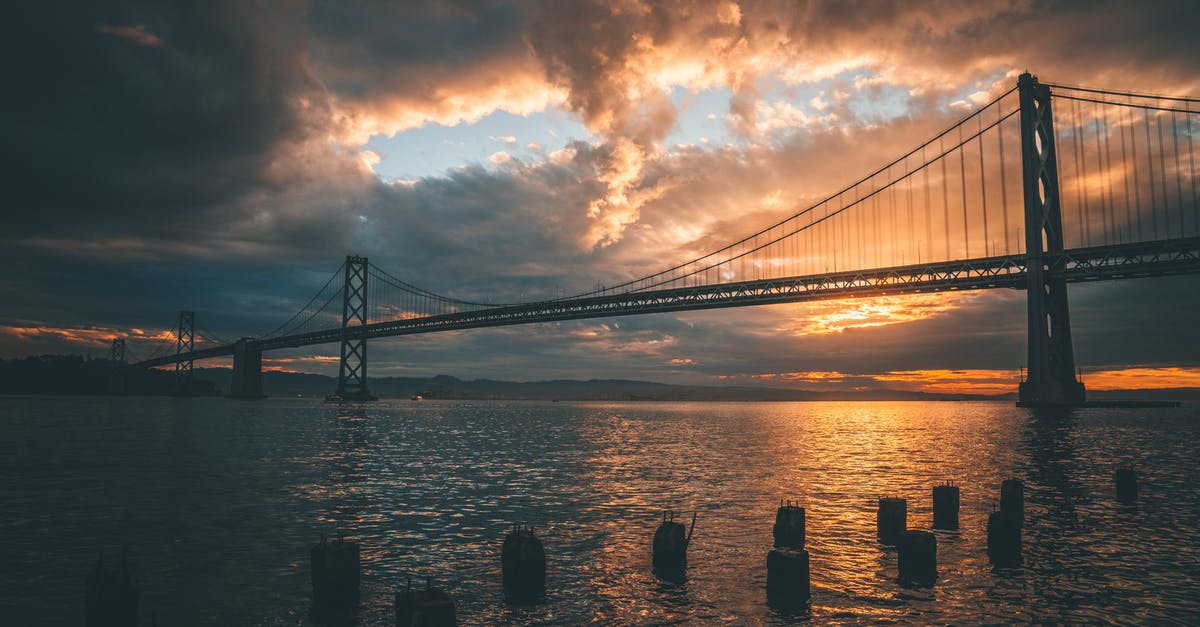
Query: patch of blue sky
363,108,594,182
666,85,733,149
663,69,921,150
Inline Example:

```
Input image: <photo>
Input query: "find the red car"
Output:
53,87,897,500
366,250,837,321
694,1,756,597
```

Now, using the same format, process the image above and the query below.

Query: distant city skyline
3,1,1199,395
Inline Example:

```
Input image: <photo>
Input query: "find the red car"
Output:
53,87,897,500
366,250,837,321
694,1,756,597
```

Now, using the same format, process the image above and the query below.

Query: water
1,397,1198,625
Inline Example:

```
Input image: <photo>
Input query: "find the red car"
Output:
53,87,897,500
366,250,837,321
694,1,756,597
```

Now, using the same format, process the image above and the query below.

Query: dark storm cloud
1,1,318,240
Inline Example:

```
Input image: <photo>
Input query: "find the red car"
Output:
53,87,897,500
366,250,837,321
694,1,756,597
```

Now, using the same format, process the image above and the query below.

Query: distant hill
195,368,1010,401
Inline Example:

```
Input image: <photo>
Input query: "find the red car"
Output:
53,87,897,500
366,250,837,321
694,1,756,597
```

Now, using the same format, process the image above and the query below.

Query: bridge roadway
135,236,1200,368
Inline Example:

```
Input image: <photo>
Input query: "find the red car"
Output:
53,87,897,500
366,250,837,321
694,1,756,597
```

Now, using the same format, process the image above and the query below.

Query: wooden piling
84,548,139,627
932,483,960,530
897,530,937,585
987,510,1022,567
876,497,907,545
395,576,457,626
773,500,806,549
1000,479,1024,527
1115,464,1138,504
501,525,546,603
766,548,811,608
652,511,695,580
311,531,360,611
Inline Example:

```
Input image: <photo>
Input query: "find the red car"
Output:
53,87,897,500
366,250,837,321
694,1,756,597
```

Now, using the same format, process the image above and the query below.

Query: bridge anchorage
229,338,266,399
130,72,1200,405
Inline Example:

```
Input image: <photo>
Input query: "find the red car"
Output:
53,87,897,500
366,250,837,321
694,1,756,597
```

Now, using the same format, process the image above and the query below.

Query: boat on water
410,394,423,401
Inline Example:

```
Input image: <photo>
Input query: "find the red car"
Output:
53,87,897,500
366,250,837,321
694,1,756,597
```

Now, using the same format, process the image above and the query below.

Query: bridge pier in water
333,255,376,401
1017,73,1086,407
229,338,265,399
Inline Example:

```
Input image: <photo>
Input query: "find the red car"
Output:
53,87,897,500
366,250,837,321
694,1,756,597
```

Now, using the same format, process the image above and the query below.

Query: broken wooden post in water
1115,463,1138,504
310,531,360,612
395,576,457,627
1000,479,1024,526
772,500,806,549
652,511,695,580
932,482,960,530
767,500,810,608
876,497,907,545
987,509,1022,567
897,530,937,586
85,547,139,627
501,525,545,604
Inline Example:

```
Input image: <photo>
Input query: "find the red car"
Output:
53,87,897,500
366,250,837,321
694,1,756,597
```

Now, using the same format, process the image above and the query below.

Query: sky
3,0,1200,395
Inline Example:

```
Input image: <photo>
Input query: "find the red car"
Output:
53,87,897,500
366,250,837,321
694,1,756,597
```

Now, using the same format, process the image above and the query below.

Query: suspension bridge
117,74,1200,406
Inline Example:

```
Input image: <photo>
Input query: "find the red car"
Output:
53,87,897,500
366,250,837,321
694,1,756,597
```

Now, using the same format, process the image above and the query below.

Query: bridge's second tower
107,338,126,395
172,310,196,396
1017,73,1086,406
334,255,376,401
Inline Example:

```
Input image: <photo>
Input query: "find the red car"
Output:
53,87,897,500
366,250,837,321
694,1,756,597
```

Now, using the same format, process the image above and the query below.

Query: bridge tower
334,255,376,401
107,338,127,394
229,337,265,399
110,338,126,364
173,310,195,396
1017,73,1086,406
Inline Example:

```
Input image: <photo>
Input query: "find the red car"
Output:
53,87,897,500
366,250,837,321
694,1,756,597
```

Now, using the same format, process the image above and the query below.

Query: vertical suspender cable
906,159,914,264
1128,103,1144,241
1145,109,1160,239
1157,113,1171,237
1187,104,1199,236
891,170,899,266
1067,98,1084,245
978,115,990,256
923,147,933,261
1101,106,1121,242
1118,105,1133,244
1074,98,1093,246
1170,111,1185,237
941,136,950,259
959,125,969,258
1092,105,1110,243
999,110,1011,255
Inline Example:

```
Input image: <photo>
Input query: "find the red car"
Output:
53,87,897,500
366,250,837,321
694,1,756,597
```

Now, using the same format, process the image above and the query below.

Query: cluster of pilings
84,465,1141,624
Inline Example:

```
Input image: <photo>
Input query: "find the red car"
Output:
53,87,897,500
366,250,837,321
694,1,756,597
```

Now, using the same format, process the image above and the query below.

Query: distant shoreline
2,356,1195,403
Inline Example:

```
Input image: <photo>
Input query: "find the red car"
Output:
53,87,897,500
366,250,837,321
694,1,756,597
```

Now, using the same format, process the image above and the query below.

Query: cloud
98,24,162,46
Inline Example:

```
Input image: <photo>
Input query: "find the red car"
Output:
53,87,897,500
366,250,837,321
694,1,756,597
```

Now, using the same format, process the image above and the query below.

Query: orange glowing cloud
98,24,162,47
1,325,119,349
262,355,341,373
776,293,978,335
1081,367,1200,390
874,369,1020,395
0,324,176,348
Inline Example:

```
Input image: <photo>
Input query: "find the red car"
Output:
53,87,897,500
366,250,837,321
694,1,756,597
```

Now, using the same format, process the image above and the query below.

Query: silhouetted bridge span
122,74,1200,405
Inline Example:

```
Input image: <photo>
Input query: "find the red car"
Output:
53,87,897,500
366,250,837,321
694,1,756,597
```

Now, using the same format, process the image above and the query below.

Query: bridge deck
135,237,1200,367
